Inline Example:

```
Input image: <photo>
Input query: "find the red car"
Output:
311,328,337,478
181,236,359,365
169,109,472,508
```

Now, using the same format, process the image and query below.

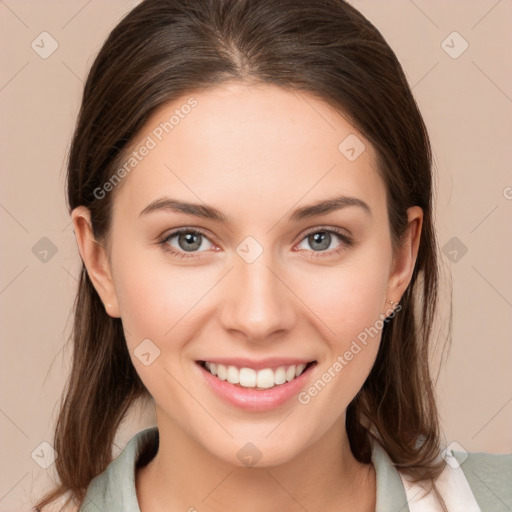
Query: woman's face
76,81,420,466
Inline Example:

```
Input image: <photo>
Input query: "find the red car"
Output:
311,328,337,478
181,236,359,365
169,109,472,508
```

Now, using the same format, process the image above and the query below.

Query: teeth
295,363,306,377
203,361,310,389
240,367,257,387
226,365,239,384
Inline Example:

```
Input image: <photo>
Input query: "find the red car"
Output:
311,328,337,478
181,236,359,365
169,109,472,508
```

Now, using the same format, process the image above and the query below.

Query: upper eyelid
162,227,216,244
300,225,351,239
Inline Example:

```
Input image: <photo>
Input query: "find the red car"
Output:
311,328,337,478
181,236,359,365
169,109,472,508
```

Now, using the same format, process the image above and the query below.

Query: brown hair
35,0,450,509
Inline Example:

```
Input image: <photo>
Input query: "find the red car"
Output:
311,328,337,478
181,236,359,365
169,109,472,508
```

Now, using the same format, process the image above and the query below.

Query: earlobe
385,206,423,307
71,206,121,318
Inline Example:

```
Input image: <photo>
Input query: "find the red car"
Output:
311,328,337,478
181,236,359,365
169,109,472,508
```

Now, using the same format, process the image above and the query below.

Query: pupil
179,232,201,251
310,231,330,251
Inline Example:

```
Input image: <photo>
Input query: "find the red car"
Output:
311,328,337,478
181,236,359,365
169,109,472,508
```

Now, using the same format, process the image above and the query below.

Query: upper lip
197,357,316,371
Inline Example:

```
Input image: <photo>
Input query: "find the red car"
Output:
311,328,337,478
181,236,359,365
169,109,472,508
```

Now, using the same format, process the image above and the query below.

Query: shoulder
39,506,78,512
79,426,158,511
37,497,79,512
454,450,512,510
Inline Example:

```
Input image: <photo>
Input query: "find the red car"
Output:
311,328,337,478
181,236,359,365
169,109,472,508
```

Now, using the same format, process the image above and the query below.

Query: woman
34,0,511,511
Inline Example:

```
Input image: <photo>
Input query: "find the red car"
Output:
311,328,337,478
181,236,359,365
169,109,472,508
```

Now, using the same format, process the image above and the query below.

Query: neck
136,408,375,512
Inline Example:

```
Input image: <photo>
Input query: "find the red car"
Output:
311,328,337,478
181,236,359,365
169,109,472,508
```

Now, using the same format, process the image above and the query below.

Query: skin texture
72,81,422,512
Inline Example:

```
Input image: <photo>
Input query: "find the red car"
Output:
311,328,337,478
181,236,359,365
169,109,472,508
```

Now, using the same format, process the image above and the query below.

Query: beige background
1,1,511,510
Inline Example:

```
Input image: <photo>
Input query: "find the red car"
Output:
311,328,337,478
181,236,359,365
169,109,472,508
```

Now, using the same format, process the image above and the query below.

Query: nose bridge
219,246,296,341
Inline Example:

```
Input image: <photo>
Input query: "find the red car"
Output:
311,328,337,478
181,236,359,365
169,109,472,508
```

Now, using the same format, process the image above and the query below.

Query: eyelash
157,226,354,260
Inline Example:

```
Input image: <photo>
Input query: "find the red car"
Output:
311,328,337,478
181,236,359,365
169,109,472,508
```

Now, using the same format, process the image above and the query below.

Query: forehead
113,81,385,221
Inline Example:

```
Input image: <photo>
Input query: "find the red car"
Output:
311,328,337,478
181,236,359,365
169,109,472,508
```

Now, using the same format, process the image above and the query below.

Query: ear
71,206,121,318
385,206,423,308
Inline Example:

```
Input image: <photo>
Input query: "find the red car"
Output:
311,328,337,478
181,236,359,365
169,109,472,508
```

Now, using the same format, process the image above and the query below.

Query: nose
219,253,297,343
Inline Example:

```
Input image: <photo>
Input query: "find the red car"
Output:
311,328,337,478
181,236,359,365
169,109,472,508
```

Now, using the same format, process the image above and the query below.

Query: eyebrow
139,194,371,223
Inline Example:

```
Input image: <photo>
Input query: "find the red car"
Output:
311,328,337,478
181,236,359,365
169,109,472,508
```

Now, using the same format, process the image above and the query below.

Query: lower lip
195,361,317,412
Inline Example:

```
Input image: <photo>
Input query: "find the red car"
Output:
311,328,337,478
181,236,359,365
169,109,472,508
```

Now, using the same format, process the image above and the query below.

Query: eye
158,226,354,260
158,228,216,258
295,227,354,258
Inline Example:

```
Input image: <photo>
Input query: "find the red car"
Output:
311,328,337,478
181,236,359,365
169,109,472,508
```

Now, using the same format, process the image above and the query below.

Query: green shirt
79,426,512,511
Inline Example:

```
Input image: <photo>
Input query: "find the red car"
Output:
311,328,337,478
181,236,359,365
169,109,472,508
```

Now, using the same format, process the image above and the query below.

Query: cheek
290,250,390,340
296,290,386,418
289,244,391,401
112,258,207,399
112,246,219,352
